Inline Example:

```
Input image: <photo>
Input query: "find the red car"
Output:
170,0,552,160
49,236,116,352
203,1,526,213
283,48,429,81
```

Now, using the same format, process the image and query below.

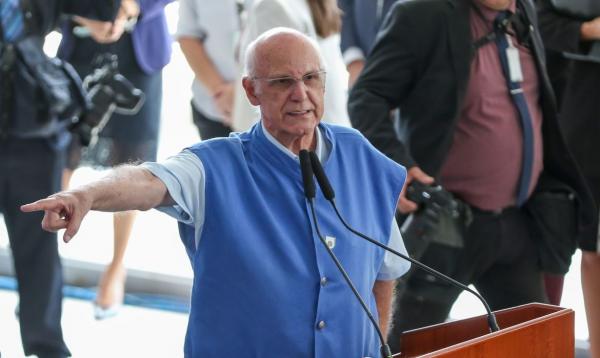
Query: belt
469,205,519,217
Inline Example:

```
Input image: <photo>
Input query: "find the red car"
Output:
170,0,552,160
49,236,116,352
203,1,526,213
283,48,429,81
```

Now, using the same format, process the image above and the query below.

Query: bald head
244,28,325,78
240,28,326,153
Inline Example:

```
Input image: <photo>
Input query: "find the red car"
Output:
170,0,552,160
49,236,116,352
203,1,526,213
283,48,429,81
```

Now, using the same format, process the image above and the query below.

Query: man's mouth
287,110,312,116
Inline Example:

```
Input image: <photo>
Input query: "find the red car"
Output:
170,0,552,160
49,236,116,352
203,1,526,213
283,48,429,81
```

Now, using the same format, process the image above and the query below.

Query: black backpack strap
472,31,497,51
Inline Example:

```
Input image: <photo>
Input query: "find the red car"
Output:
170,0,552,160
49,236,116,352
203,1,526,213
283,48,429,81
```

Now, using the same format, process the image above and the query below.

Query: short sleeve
377,218,411,280
176,0,207,40
141,149,206,228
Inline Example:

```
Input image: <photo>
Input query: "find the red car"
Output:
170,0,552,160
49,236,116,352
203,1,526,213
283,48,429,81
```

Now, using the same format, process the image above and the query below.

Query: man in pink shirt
348,0,597,351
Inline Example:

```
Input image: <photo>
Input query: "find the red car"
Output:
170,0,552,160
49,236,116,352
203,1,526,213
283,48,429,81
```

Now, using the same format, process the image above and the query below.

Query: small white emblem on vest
325,236,336,249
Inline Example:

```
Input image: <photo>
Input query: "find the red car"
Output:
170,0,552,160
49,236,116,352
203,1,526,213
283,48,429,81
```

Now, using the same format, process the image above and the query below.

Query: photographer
348,0,597,350
0,0,120,357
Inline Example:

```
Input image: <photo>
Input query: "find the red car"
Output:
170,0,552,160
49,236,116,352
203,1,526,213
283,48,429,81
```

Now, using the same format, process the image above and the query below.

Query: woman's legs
94,210,136,316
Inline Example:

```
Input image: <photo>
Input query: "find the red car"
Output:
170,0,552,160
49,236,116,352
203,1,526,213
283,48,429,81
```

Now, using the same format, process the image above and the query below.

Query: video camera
71,53,145,146
405,181,460,217
0,38,144,142
400,181,470,260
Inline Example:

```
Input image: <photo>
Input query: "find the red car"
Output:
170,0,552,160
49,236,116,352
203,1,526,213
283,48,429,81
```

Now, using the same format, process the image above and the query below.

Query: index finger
20,198,63,213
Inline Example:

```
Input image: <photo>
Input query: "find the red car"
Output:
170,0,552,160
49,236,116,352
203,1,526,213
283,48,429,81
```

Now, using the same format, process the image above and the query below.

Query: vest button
320,277,328,286
317,320,326,330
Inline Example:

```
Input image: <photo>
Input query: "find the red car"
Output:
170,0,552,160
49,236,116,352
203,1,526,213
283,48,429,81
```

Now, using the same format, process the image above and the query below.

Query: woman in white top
233,0,350,131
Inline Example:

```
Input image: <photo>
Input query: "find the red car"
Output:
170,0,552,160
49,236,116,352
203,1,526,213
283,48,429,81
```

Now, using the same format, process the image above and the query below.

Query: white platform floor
0,289,188,358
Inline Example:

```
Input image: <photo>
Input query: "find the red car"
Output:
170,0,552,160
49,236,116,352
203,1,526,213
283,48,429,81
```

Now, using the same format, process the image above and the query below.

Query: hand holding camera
405,181,461,218
400,179,471,260
398,166,434,213
581,17,600,40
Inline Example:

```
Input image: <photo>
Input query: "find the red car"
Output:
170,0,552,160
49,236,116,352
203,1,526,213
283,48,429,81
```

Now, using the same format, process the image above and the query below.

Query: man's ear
242,77,261,106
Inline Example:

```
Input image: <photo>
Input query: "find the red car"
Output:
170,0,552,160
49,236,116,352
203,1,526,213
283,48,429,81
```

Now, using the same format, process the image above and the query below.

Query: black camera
401,181,469,260
71,53,145,146
405,181,460,217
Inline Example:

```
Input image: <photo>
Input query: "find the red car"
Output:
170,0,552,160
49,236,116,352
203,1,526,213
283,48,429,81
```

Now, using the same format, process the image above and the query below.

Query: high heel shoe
93,301,122,320
93,265,126,320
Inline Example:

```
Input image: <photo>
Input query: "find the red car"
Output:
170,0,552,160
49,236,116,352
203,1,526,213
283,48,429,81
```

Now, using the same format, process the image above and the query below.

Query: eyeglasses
252,70,327,92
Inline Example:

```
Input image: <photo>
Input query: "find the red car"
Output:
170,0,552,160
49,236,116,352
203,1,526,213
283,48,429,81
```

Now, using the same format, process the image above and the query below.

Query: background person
348,0,597,350
338,0,397,87
0,0,121,355
537,0,600,355
176,0,239,140
57,0,173,319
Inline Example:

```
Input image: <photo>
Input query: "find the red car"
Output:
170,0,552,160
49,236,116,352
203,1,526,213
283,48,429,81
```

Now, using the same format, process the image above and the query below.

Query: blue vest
180,123,406,357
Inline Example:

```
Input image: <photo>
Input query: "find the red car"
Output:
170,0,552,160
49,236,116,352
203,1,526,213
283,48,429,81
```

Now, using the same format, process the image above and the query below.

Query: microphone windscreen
299,150,316,199
309,151,335,200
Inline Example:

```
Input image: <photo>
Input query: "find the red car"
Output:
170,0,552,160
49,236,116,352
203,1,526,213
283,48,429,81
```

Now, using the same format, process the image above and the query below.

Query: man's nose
289,79,309,101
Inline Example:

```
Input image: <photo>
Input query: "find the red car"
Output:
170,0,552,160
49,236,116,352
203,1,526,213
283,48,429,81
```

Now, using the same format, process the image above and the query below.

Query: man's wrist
342,47,366,66
212,82,231,99
212,85,225,99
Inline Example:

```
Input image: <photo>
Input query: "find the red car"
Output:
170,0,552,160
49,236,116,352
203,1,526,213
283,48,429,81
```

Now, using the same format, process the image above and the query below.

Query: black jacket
536,0,585,104
348,0,596,244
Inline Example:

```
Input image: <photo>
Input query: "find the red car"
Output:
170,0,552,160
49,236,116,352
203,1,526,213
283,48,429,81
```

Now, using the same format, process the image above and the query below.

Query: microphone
307,151,501,337
300,150,316,199
299,150,393,358
308,150,335,200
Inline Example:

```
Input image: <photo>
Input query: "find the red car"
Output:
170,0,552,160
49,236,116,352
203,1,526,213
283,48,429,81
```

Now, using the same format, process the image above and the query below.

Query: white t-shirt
176,0,240,121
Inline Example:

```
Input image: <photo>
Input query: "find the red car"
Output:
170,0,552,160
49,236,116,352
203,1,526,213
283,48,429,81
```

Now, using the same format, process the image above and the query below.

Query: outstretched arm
21,165,172,243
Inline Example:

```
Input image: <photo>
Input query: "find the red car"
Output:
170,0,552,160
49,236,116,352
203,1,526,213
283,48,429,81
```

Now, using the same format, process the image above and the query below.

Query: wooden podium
391,303,574,357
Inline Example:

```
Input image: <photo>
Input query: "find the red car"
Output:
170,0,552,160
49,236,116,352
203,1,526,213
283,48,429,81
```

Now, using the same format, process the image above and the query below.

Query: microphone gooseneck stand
307,151,501,335
299,150,393,358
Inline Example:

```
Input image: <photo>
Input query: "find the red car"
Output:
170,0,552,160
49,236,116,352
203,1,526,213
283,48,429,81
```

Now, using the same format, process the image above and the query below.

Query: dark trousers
544,273,564,305
389,207,547,352
191,102,232,140
0,137,70,357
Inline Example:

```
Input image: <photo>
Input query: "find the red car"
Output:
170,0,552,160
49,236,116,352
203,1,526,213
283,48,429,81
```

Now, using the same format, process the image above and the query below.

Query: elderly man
22,28,410,357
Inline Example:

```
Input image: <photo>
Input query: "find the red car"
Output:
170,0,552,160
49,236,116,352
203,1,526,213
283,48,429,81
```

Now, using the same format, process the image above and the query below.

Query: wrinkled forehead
254,38,323,78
